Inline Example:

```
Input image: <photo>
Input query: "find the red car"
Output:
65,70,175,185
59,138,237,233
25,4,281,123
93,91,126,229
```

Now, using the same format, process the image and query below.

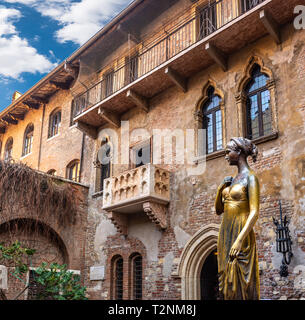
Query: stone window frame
235,55,279,144
194,79,226,161
22,123,34,157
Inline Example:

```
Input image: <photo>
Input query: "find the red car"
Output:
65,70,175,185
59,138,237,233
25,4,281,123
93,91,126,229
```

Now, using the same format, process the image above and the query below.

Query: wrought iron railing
72,0,265,119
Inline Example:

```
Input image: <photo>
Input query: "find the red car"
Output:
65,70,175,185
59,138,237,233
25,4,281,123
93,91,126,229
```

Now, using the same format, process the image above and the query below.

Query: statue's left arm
229,174,260,259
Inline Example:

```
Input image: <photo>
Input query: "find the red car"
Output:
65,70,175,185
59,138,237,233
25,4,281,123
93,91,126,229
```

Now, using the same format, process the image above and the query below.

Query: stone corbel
143,201,167,230
108,212,128,236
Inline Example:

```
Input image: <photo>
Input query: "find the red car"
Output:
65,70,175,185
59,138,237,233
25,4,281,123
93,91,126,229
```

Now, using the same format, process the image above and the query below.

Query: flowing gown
217,182,260,300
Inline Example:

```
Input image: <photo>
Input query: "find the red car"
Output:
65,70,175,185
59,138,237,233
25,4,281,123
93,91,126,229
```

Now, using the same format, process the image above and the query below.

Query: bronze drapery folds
215,137,260,300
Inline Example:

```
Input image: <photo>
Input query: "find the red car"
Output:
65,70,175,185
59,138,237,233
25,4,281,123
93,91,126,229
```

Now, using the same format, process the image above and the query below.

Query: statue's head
225,137,258,166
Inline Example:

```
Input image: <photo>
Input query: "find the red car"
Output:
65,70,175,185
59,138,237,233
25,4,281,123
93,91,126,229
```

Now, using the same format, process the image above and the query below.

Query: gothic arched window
130,253,143,300
201,86,223,154
22,123,34,156
66,159,80,182
111,256,124,300
4,137,13,161
245,64,272,140
48,108,61,138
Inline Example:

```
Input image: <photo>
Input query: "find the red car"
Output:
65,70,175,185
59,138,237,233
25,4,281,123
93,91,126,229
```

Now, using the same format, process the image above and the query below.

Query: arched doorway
200,249,219,300
177,224,219,300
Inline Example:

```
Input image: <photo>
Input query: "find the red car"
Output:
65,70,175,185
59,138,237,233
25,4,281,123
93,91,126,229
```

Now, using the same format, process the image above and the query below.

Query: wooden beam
164,67,187,92
9,112,24,120
205,42,228,72
23,101,40,110
98,107,120,128
259,10,281,44
31,95,49,104
75,121,97,139
126,89,148,112
2,116,18,125
49,80,70,90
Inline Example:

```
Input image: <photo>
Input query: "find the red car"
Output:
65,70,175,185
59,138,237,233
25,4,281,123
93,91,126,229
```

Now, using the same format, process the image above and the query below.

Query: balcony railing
102,164,170,235
72,0,265,119
103,163,170,211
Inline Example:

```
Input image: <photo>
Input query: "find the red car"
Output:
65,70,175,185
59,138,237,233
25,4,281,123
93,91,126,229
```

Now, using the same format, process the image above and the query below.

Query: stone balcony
102,164,170,235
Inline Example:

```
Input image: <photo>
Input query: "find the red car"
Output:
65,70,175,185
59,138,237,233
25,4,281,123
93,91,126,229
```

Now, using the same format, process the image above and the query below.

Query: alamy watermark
294,5,305,29
97,121,208,176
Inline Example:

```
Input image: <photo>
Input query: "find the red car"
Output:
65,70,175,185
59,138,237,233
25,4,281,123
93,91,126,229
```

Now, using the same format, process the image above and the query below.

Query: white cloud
4,0,132,45
0,6,56,80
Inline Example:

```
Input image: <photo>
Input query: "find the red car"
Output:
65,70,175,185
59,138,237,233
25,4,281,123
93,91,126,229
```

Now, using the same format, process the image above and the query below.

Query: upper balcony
72,0,299,136
102,164,170,235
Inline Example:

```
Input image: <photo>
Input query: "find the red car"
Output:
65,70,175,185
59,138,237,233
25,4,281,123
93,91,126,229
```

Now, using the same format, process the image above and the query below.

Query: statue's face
225,147,239,166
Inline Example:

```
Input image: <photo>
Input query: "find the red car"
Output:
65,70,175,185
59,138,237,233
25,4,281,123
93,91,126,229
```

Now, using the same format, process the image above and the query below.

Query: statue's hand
229,238,243,260
218,176,233,190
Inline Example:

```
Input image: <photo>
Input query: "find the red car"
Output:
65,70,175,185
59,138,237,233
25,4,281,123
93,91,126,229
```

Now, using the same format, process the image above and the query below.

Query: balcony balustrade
102,164,170,235
72,0,273,123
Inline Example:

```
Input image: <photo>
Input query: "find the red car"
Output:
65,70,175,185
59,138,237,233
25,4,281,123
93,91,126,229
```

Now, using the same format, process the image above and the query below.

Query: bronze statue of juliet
215,137,260,300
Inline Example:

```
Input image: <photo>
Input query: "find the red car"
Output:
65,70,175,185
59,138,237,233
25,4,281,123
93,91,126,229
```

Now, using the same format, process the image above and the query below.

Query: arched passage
177,224,219,300
0,218,69,266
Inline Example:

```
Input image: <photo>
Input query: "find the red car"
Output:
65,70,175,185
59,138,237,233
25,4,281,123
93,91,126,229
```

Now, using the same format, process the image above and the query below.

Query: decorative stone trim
175,223,219,300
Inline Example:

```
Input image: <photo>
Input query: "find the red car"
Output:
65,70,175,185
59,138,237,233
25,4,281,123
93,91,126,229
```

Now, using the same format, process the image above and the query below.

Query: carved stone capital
235,91,247,104
143,201,167,230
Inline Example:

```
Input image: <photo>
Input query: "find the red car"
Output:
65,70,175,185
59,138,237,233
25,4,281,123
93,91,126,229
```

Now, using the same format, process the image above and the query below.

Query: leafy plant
33,263,87,300
0,241,35,276
0,242,87,300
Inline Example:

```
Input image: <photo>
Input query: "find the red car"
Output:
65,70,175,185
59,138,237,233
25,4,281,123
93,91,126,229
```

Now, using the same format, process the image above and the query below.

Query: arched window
4,137,13,161
48,109,61,138
245,64,272,140
111,256,124,300
201,86,223,154
66,160,80,182
22,123,34,156
47,169,56,176
130,253,143,300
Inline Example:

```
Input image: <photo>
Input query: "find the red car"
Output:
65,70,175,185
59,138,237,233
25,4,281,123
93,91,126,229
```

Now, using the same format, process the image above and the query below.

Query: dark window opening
131,141,151,168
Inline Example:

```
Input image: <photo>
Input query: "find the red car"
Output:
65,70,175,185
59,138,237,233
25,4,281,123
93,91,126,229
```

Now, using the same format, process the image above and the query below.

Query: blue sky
0,0,132,111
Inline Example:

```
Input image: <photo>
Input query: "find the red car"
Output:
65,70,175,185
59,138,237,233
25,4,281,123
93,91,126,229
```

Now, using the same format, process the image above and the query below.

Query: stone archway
177,224,219,300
